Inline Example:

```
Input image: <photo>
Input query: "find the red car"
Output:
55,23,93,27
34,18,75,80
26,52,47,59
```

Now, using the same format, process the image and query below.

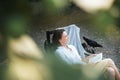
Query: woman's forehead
63,31,67,36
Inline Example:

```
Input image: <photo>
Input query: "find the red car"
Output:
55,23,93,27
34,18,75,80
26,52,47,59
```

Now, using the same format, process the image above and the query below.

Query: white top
55,45,86,65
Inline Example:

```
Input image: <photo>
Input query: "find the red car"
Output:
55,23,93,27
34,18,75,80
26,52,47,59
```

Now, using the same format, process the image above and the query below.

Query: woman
52,29,120,80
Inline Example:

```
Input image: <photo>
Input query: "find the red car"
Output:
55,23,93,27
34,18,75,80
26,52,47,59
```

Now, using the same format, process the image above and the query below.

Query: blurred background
28,0,120,68
0,0,120,80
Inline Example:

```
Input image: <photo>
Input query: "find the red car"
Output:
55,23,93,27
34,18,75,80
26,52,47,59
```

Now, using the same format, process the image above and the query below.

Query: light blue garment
55,45,86,65
63,24,87,58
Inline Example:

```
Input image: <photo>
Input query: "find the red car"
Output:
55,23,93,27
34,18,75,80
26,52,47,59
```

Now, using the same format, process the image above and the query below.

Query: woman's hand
83,54,97,63
86,54,97,59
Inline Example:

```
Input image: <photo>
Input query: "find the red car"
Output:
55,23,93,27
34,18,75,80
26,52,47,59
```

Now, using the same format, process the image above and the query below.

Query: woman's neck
61,43,67,47
61,44,72,51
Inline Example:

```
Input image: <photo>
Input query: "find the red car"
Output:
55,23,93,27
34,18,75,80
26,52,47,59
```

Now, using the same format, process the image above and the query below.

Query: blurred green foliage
114,0,120,27
88,1,119,31
0,0,120,80
0,0,31,37
4,15,28,38
92,11,115,34
0,0,31,16
1,15,28,37
41,0,69,15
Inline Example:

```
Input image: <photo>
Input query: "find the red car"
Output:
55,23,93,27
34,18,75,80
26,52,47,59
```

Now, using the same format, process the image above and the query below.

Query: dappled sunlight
5,34,51,80
7,35,43,59
72,0,115,13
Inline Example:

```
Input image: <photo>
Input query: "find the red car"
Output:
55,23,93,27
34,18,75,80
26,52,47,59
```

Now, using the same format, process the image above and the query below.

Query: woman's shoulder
55,46,65,52
55,46,67,56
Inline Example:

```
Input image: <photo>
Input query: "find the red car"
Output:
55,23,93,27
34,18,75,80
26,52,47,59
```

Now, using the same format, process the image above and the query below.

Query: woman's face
59,31,69,45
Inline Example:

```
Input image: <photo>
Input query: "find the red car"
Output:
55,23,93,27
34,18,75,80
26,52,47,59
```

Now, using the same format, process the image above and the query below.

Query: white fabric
55,45,86,65
62,24,87,58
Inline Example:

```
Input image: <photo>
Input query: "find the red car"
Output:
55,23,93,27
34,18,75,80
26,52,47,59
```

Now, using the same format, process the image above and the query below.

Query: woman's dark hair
52,29,65,49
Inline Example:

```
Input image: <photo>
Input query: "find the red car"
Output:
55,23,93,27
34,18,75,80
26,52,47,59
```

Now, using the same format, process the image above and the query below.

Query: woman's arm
83,54,97,63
